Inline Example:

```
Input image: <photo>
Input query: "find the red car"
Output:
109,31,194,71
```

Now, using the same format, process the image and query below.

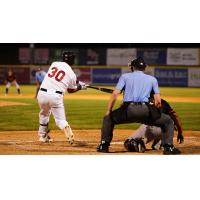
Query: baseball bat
87,85,114,93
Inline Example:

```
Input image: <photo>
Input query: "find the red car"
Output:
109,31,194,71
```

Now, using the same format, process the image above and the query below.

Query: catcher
5,68,21,95
124,98,184,152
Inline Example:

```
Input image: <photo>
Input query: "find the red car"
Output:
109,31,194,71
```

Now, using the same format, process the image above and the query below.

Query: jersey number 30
48,67,65,82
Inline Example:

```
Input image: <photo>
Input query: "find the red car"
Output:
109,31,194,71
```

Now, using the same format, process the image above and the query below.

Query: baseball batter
37,51,86,143
124,98,184,152
5,69,21,95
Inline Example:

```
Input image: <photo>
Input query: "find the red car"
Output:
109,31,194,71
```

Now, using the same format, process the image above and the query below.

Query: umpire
97,57,181,155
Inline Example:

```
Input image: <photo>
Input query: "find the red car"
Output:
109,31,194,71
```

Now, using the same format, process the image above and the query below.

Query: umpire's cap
62,51,75,65
128,57,147,70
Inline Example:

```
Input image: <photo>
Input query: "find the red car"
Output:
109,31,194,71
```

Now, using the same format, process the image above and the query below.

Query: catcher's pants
101,103,174,145
37,90,68,136
128,124,162,143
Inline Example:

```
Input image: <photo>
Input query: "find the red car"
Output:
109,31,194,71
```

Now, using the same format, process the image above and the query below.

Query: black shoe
137,138,146,153
124,138,146,153
97,141,110,153
163,144,181,155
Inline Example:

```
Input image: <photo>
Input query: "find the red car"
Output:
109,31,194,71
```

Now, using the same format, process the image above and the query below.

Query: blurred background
0,43,200,87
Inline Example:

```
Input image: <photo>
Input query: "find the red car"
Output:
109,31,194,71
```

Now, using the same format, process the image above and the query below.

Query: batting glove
77,81,88,90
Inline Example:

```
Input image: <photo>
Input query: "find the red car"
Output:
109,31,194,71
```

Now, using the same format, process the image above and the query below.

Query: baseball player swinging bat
87,85,114,93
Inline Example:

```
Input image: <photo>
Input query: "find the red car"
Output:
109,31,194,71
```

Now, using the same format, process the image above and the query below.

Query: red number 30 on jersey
48,67,65,82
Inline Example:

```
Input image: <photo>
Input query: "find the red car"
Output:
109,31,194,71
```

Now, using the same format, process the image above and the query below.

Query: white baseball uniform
37,61,78,137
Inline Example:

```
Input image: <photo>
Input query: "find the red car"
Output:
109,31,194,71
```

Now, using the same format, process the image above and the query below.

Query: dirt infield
1,94,200,103
0,130,199,155
0,100,30,107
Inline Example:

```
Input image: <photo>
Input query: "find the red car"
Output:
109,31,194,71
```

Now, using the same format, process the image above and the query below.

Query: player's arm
12,73,16,81
161,99,184,143
152,78,161,108
4,74,9,84
168,109,184,143
67,79,87,93
106,75,124,115
67,88,79,93
106,89,121,115
4,77,8,84
154,93,162,108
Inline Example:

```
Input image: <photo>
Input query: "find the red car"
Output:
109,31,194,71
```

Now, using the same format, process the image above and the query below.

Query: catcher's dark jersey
6,73,16,82
160,99,172,114
150,90,172,114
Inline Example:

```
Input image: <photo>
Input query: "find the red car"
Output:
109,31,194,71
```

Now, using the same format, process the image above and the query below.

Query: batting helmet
128,57,147,71
62,51,75,65
124,138,146,152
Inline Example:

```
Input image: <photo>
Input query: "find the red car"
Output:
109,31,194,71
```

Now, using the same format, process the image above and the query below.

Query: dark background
0,43,199,64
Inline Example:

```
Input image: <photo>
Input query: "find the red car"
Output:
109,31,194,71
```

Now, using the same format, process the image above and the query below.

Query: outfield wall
0,65,200,87
1,47,200,66
16,48,200,66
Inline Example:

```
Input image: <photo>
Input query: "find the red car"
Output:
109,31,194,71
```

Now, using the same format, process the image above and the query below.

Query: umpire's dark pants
101,103,174,145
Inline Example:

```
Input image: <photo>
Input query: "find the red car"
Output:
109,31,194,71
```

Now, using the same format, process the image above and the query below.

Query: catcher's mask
62,51,75,65
128,57,147,72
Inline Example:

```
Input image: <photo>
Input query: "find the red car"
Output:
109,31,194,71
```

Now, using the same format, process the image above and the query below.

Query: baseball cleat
97,141,110,153
39,134,53,143
163,144,181,155
64,125,74,144
68,134,74,145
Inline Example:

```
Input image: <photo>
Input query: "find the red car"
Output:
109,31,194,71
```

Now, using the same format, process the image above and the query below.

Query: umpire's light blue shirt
35,71,46,83
116,71,160,102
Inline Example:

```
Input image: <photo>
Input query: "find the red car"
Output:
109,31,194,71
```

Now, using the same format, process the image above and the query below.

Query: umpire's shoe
97,141,110,153
163,144,181,155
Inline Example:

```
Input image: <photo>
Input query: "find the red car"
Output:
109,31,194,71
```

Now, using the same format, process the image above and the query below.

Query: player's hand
76,83,87,90
177,134,184,144
81,84,87,90
77,81,88,90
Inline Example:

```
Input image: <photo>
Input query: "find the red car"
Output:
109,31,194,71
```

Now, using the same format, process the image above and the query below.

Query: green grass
0,85,200,131
160,87,200,97
1,85,200,97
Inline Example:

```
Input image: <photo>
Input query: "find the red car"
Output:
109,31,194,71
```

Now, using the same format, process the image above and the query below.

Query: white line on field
0,136,197,145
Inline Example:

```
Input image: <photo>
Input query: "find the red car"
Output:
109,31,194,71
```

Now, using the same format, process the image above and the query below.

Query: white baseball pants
37,90,68,136
129,124,162,143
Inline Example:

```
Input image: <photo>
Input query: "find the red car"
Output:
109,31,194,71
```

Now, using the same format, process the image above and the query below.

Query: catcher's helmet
128,57,147,71
62,51,75,65
124,138,146,152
